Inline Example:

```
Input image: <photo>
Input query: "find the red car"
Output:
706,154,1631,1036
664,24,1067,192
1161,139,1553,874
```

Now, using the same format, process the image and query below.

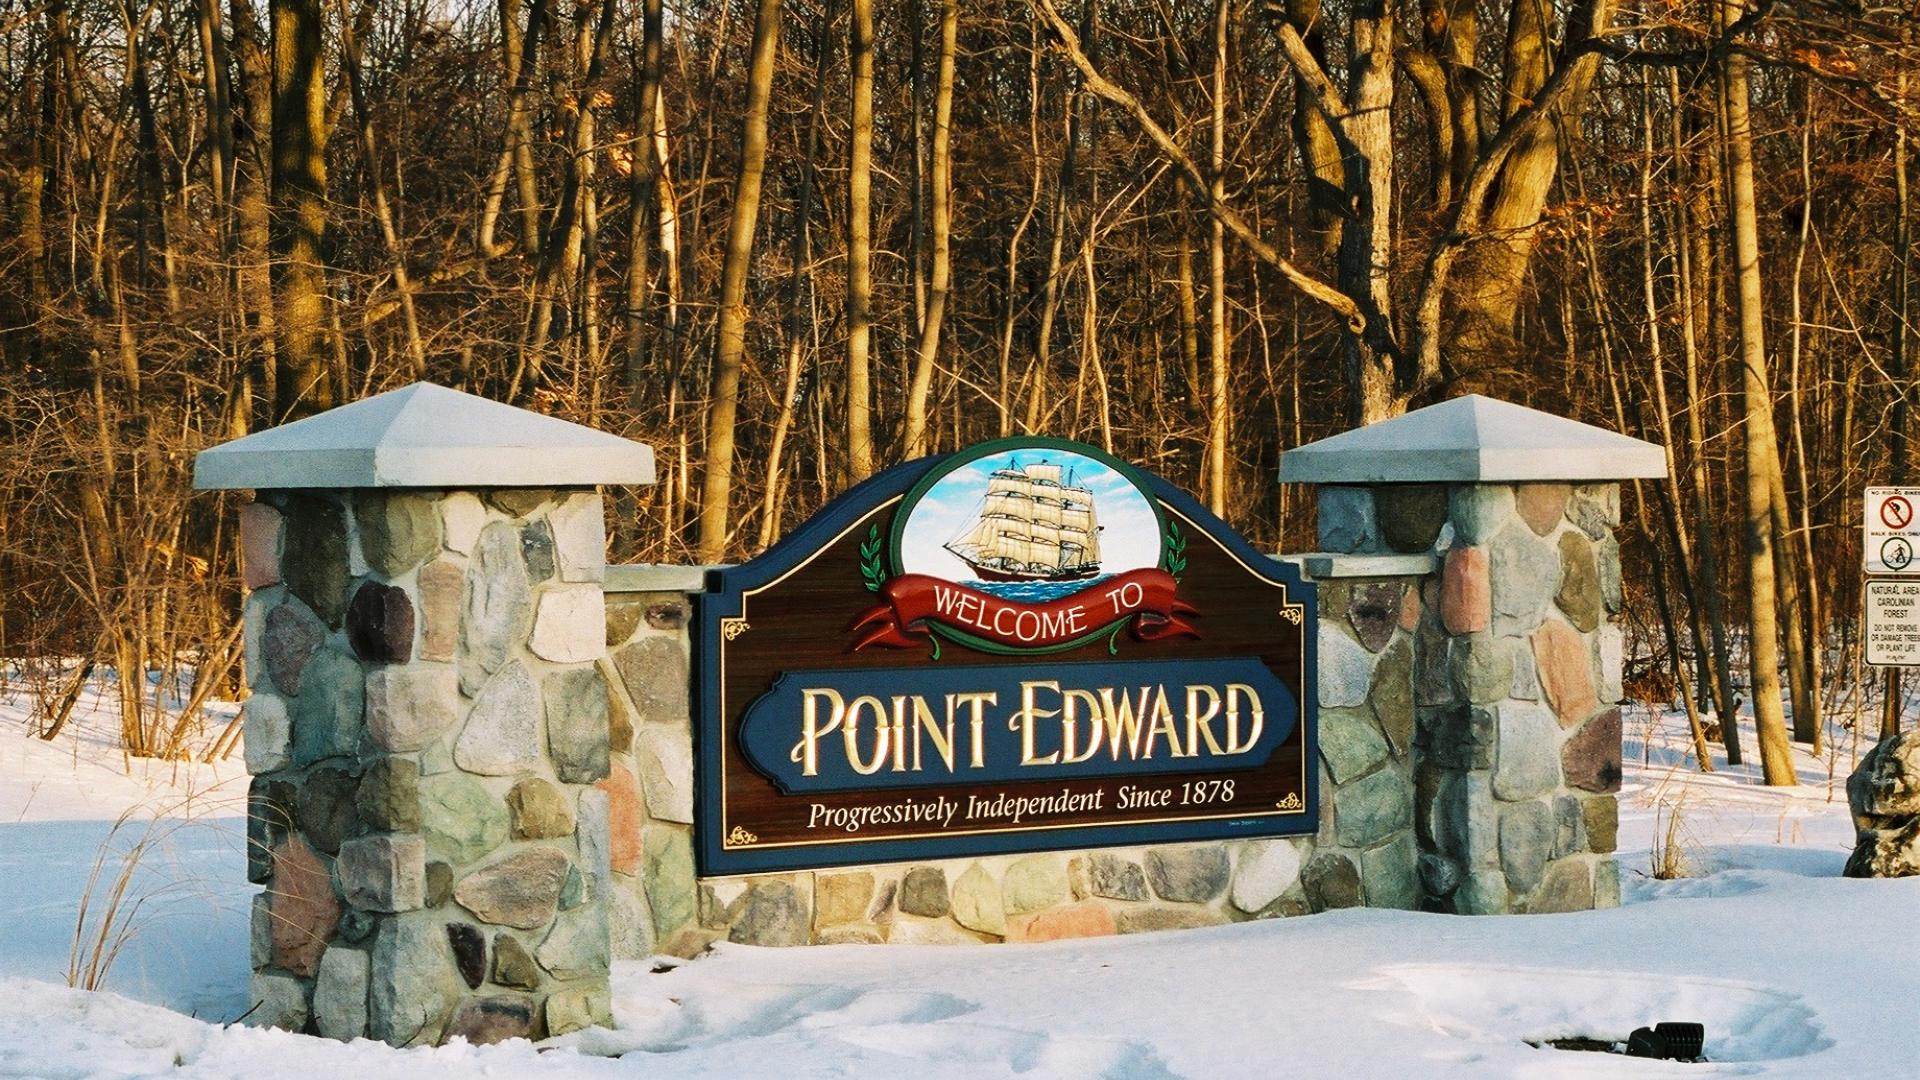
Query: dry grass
1649,796,1697,881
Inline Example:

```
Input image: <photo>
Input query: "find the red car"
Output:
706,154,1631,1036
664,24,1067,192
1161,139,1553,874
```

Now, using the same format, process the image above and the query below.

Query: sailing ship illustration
944,460,1104,582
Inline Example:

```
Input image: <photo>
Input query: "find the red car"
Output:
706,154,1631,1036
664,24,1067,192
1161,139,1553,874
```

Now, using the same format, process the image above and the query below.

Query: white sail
944,459,1106,579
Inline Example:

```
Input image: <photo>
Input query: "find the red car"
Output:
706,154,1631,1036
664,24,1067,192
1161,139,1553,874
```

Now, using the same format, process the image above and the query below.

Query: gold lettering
1184,685,1227,756
954,691,997,768
915,696,956,772
843,695,891,775
791,688,845,776
1144,686,1187,758
1098,686,1151,760
1224,683,1265,754
1061,688,1104,764
1014,680,1062,765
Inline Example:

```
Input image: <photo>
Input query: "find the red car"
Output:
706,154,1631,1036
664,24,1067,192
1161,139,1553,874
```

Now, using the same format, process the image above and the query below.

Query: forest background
0,0,1908,781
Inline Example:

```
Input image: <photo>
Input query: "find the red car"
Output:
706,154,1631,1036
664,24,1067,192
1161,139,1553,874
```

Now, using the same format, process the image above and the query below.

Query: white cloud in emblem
897,449,1160,582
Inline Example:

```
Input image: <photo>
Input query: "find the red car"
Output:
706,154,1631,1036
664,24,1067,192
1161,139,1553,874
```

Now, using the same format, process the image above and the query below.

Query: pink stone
269,834,341,977
1398,584,1422,632
1532,619,1599,727
1006,900,1116,943
596,765,643,877
240,503,283,590
1441,547,1491,635
418,559,463,663
1516,484,1572,536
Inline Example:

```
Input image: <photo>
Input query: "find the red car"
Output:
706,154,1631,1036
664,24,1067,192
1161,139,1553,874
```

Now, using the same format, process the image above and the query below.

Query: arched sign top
694,440,1318,876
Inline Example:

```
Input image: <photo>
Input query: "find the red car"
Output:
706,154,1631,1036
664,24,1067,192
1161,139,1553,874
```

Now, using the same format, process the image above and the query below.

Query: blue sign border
693,452,1319,877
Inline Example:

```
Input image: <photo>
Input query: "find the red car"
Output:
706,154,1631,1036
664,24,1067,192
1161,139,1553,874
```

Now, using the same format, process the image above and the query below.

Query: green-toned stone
1320,706,1390,784
1074,852,1148,901
560,864,586,910
545,986,612,1037
538,902,611,976
295,766,361,854
1582,796,1619,853
484,489,558,518
1373,484,1449,553
1452,633,1515,706
1449,484,1516,545
1359,833,1419,910
1146,846,1229,903
1317,486,1379,553
1453,867,1511,915
459,523,534,695
1489,521,1560,637
1499,800,1554,894
898,866,950,918
643,825,697,939
1302,852,1361,910
425,861,453,908
420,772,509,865
369,914,458,1046
1336,767,1413,847
282,494,351,627
1003,855,1071,915
1418,852,1462,900
492,933,541,989
1568,484,1620,540
355,492,441,578
1596,533,1623,614
520,519,556,584
1371,637,1416,755
291,648,366,767
1555,530,1602,633
950,863,1006,935
605,599,646,648
357,757,420,833
1593,858,1621,908
545,666,611,784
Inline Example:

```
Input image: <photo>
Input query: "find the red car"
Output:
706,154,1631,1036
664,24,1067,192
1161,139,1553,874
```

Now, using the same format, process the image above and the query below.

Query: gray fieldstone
1418,852,1462,899
250,891,273,968
365,665,459,753
249,972,310,1032
546,987,612,1037
1319,706,1390,784
456,662,542,775
1568,484,1621,539
549,494,606,582
1554,795,1587,859
1499,800,1555,894
1453,867,1511,915
1448,484,1516,545
1489,522,1561,637
614,635,691,725
644,825,698,938
899,867,951,918
356,492,441,577
1555,530,1603,633
1346,583,1403,653
728,879,811,947
538,902,612,976
420,772,510,865
1319,624,1375,709
1146,846,1229,903
1433,771,1499,865
1336,767,1413,847
346,581,416,665
950,863,1006,935
247,778,296,884
577,788,612,891
1231,839,1303,913
339,834,427,912
291,648,366,767
455,847,571,929
1452,633,1515,706
263,598,326,696
439,493,489,556
281,494,352,627
1492,702,1563,802
508,777,574,839
370,915,458,1046
1371,638,1416,755
294,766,361,854
357,757,420,833
1360,833,1420,910
1317,486,1378,554
242,693,291,773
459,523,534,694
531,588,606,666
1510,643,1542,701
1594,858,1622,908
492,933,541,989
545,666,611,783
520,519,557,584
1417,705,1494,772
1076,852,1149,902
1596,534,1623,614
417,558,463,663
1847,731,1920,877
445,994,534,1046
313,945,370,1041
1414,615,1456,707
634,724,695,824
1597,623,1625,704
1373,484,1449,553
1003,855,1072,914
1303,851,1362,910
610,879,657,960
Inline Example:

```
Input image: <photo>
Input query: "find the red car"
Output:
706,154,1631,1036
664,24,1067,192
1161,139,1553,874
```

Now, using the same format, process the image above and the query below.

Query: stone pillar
198,384,654,1045
1283,395,1662,916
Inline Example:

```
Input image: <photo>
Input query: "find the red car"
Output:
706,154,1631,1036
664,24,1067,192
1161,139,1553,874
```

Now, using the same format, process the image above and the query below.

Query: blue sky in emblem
898,449,1161,581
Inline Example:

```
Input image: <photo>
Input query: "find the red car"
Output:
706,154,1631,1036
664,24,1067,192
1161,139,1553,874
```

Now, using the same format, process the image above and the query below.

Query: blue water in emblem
965,575,1113,604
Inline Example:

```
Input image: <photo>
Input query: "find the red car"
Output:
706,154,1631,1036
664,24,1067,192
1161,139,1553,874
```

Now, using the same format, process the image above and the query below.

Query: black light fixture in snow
1625,1022,1706,1061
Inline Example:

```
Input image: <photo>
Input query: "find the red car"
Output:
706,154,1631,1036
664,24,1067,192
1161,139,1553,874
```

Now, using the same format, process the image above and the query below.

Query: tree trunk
1205,0,1230,513
624,0,666,405
846,0,877,482
903,0,956,459
694,0,781,563
269,0,334,421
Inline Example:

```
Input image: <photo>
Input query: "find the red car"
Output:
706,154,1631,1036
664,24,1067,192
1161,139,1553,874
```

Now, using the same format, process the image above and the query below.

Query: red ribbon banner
850,568,1199,651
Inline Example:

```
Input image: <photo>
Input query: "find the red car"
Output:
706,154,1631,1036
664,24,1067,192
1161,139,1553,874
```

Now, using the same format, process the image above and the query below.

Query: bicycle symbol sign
1867,488,1920,576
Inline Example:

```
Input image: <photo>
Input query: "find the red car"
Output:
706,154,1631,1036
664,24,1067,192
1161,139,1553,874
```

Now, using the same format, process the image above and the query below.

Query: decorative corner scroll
725,824,759,847
1279,605,1304,626
1275,792,1304,812
721,618,751,641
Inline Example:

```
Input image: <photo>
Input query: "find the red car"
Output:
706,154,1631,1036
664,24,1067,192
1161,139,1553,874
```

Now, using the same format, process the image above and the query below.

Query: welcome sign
695,438,1317,875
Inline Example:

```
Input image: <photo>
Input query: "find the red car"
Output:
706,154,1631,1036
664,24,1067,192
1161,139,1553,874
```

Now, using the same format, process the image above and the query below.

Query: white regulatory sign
1868,580,1920,667
1865,487,1920,575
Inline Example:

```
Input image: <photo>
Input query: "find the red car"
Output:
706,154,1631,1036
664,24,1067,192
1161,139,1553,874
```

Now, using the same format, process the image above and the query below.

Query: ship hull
961,560,1100,585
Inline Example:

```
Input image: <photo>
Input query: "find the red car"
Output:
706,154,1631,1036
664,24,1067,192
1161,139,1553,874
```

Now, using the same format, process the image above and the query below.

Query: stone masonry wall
241,487,615,1045
1317,481,1625,914
603,577,1424,951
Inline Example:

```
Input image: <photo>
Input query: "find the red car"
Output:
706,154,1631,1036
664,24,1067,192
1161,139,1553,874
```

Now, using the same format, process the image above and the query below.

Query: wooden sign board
694,438,1318,876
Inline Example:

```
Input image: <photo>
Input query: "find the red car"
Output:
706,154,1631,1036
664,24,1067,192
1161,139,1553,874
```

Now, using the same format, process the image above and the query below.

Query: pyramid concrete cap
193,382,656,490
1278,394,1667,484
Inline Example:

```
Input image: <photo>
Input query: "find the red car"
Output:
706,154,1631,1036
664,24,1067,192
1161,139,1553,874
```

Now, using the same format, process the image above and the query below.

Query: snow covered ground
1,670,1909,1079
